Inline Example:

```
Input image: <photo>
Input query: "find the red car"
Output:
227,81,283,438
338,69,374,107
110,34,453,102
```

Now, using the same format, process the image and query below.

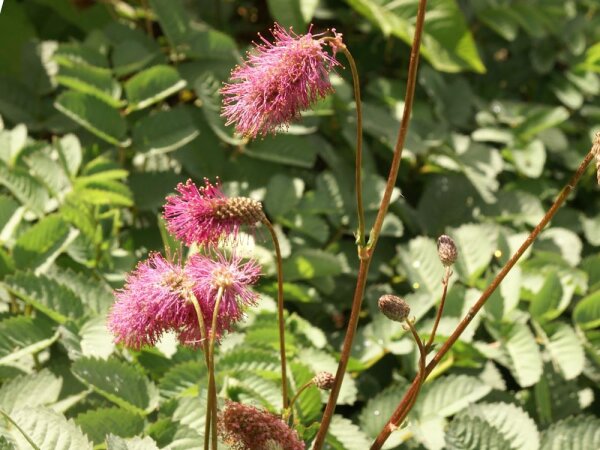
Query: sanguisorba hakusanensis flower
164,178,265,247
219,401,305,450
108,250,261,349
221,23,343,138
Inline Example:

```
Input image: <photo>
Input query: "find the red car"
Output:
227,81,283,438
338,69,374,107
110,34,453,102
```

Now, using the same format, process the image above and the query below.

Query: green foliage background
0,0,599,448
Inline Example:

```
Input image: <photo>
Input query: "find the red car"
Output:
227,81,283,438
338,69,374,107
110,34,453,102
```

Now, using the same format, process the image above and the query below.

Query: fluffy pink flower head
218,401,305,450
108,253,196,349
178,251,261,345
164,178,265,247
221,23,343,138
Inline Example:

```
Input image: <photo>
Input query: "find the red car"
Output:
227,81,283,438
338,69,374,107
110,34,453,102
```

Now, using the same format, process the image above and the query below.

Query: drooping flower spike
164,178,265,247
218,401,305,450
221,23,343,138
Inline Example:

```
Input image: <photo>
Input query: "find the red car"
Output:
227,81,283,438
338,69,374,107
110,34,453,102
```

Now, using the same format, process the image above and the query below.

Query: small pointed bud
214,197,266,225
437,235,458,266
378,295,410,322
313,371,335,390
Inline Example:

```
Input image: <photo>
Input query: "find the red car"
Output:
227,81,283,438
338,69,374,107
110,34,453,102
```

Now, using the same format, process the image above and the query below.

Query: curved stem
187,292,211,450
0,408,41,450
284,380,315,423
311,2,428,448
370,145,597,449
263,218,289,410
425,267,451,352
208,287,225,450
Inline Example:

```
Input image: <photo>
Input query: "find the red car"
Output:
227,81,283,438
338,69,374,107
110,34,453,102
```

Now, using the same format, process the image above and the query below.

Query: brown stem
370,146,597,449
425,267,451,351
208,287,225,450
311,2,428,448
263,219,289,410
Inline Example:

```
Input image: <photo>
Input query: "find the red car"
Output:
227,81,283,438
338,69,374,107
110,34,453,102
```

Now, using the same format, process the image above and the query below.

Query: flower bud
313,371,335,390
378,294,410,322
437,234,458,266
214,197,266,225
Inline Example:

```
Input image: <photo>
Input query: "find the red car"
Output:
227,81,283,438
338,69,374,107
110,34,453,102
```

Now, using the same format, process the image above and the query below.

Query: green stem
311,2,428,448
424,267,451,352
263,219,289,410
370,144,597,449
0,408,41,450
188,292,211,450
208,287,225,450
284,380,315,423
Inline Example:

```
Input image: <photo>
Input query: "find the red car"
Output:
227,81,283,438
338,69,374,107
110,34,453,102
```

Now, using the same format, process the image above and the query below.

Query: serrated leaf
124,65,186,112
132,107,199,154
72,357,159,415
461,403,540,450
573,290,600,330
417,375,492,419
540,415,600,450
264,175,304,218
54,91,129,146
12,215,75,272
446,415,513,450
47,268,114,315
450,223,498,284
324,415,371,450
76,407,144,445
106,434,160,450
172,391,208,430
246,134,318,168
529,271,563,322
159,360,206,400
0,316,58,365
3,406,92,450
147,0,190,48
397,237,446,296
0,160,49,216
79,316,116,359
56,60,122,107
0,369,62,414
359,384,406,448
4,271,84,323
534,364,580,427
282,248,346,281
503,323,543,387
545,324,584,380
290,363,321,423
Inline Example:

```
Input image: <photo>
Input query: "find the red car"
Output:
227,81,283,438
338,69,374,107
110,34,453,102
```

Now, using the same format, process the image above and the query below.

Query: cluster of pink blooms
219,401,305,450
221,23,343,138
108,179,261,349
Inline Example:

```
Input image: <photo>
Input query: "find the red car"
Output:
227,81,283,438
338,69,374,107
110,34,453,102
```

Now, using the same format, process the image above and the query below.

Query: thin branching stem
208,287,225,450
284,380,315,423
0,408,41,450
263,218,289,410
311,1,428,448
425,267,452,352
370,144,597,449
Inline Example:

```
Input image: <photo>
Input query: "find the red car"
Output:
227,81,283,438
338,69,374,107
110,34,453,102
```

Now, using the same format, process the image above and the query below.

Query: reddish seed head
218,401,305,450
221,23,342,139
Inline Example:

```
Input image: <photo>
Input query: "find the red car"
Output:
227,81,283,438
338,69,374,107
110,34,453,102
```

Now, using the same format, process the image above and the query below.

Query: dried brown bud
214,197,266,225
437,234,458,266
313,371,335,390
378,294,410,322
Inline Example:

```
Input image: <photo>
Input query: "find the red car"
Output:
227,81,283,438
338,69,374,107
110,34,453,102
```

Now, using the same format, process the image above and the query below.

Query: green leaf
264,175,304,218
106,435,160,450
159,360,205,400
124,65,186,112
72,357,159,415
54,91,129,146
3,272,84,323
529,271,563,322
514,106,570,140
282,248,347,281
47,268,114,315
358,383,406,446
76,407,144,445
509,139,546,178
450,224,498,284
325,415,371,450
347,0,485,73
290,363,321,423
12,215,75,272
147,0,191,48
266,0,314,30
0,316,58,365
132,107,199,154
2,406,92,450
417,375,492,419
397,237,446,296
534,364,580,427
545,324,584,380
246,134,319,168
56,60,122,108
540,415,600,450
0,369,62,414
460,403,540,450
0,160,49,216
573,290,600,330
446,415,514,450
504,323,543,387
79,316,116,359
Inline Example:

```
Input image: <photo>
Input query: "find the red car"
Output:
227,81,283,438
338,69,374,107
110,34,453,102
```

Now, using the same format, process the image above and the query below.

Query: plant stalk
370,145,597,449
208,287,225,450
425,267,452,351
284,380,315,423
263,218,290,410
311,1,428,448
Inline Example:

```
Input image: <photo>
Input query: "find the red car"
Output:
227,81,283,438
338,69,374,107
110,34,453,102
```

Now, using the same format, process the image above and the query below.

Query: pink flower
218,401,305,450
179,251,261,345
221,23,342,138
108,253,195,349
164,179,264,247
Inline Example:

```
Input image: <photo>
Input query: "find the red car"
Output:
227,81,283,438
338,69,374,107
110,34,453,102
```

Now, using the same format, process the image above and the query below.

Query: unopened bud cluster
214,197,266,225
313,371,335,390
378,295,410,322
437,235,458,266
